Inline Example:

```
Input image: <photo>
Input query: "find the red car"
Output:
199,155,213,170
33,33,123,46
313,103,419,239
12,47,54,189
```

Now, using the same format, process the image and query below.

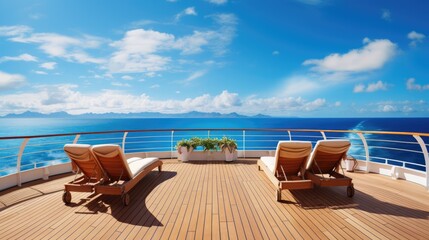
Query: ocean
0,118,428,176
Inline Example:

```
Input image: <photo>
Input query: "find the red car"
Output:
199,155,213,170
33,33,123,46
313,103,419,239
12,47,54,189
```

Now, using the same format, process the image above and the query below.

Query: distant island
1,111,271,119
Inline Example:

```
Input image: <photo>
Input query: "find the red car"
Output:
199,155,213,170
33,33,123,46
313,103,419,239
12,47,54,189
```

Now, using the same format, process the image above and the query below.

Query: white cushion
127,157,159,178
127,157,143,164
260,156,276,173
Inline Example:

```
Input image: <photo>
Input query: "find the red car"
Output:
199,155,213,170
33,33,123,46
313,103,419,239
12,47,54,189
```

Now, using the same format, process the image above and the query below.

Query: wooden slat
0,160,428,240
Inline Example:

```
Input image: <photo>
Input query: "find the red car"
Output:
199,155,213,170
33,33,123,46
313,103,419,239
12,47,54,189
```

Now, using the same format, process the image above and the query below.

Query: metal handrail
1,128,427,140
0,128,428,190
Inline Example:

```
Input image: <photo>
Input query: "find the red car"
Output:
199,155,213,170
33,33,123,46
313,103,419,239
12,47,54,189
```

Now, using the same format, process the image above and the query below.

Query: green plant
218,137,238,154
189,137,201,149
200,138,219,151
176,139,194,154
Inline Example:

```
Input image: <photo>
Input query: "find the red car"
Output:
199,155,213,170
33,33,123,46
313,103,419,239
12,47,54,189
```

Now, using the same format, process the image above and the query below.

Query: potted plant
200,138,219,152
218,137,238,162
176,139,195,162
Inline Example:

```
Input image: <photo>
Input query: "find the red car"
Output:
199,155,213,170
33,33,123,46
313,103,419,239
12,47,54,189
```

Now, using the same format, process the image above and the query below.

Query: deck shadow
79,170,176,227
0,173,75,211
288,186,429,220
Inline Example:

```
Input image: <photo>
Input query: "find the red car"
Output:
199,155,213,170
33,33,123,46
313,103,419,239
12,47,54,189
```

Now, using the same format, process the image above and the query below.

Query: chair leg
347,183,355,197
158,165,162,172
276,189,282,202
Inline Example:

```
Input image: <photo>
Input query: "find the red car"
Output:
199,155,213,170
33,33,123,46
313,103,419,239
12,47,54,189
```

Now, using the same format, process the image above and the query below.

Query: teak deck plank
0,159,428,240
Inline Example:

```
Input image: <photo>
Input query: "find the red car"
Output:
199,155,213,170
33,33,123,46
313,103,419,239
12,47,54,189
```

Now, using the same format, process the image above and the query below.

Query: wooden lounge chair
258,141,313,201
91,144,162,206
305,140,355,197
63,144,105,204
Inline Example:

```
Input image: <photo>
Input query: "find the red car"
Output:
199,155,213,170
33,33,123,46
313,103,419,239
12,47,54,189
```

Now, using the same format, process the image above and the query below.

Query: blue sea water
0,118,428,175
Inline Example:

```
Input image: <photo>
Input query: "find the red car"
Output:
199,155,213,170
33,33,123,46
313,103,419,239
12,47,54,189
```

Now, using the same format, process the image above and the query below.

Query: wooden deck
0,159,428,240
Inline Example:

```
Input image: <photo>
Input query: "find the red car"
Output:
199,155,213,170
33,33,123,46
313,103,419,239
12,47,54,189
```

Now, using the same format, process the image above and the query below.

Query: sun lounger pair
63,144,162,206
258,140,354,201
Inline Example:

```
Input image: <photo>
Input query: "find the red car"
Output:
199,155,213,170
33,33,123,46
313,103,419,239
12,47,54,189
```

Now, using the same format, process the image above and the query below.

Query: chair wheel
62,191,71,204
121,193,130,206
347,184,355,197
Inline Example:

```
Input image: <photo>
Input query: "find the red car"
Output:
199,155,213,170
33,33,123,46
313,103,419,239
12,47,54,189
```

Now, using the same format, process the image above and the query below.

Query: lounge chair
63,144,105,204
258,141,313,201
91,144,162,206
305,140,354,197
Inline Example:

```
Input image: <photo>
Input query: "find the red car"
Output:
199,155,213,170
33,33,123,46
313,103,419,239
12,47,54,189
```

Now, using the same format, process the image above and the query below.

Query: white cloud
175,7,197,21
407,31,425,47
212,13,237,25
184,7,197,16
40,62,57,70
353,84,365,93
1,25,105,64
361,100,429,114
183,70,207,83
205,14,237,55
303,38,397,73
0,53,38,62
334,101,341,107
281,75,321,96
213,90,241,108
245,96,326,114
146,72,157,77
354,80,388,93
0,25,32,37
108,29,174,73
111,82,130,87
367,81,388,92
402,106,413,113
381,9,391,21
379,105,396,112
39,84,79,105
406,78,429,90
207,0,228,4
272,50,280,55
174,14,237,56
109,15,237,73
0,71,26,90
35,70,47,75
174,31,212,55
0,88,326,116
150,84,160,89
121,75,134,80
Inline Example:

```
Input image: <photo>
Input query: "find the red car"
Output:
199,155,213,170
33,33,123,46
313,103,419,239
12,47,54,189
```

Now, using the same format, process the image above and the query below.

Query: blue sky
0,0,428,117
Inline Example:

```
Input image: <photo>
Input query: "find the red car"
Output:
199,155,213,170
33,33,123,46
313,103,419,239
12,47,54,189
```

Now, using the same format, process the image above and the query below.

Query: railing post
208,130,210,138
413,135,429,190
357,132,370,173
122,132,128,153
72,134,80,144
287,130,292,141
171,130,174,159
320,131,327,140
17,138,29,187
243,130,246,159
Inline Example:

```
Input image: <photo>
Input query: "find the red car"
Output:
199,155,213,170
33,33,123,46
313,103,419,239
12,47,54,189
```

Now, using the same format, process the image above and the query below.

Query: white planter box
178,151,237,161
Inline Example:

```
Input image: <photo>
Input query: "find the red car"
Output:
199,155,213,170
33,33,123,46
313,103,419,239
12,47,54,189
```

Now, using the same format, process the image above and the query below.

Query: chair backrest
64,144,104,180
305,140,351,174
91,144,133,181
274,141,312,176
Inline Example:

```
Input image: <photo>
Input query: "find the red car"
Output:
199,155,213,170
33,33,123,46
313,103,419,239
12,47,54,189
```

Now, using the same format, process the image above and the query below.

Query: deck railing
0,128,428,190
